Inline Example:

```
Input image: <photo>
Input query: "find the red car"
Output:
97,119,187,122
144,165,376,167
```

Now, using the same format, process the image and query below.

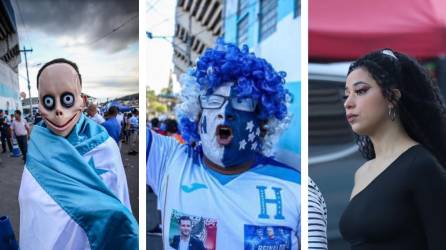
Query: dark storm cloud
16,0,138,52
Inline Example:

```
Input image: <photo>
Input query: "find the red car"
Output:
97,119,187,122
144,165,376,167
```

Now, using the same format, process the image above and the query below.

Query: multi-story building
172,0,224,78
224,0,301,168
0,0,21,114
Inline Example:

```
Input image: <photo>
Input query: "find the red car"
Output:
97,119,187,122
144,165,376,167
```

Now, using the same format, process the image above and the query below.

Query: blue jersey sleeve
146,129,181,196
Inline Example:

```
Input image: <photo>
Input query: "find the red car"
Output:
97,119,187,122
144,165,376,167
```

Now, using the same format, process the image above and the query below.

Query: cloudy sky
145,0,181,94
13,0,138,101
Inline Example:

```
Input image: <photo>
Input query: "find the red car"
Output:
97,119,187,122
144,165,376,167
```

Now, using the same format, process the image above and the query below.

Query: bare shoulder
354,160,372,184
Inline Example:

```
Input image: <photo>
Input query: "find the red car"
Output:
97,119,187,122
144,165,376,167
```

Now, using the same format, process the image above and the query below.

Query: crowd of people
148,116,184,144
86,103,139,155
0,109,30,162
0,103,139,164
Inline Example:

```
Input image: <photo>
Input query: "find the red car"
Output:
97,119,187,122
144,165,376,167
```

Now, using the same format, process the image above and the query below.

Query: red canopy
309,0,446,61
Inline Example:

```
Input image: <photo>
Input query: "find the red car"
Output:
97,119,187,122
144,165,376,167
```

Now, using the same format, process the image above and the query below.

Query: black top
339,145,446,250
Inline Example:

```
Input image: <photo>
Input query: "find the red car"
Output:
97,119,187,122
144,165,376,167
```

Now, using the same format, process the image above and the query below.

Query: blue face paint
199,83,261,168
200,115,207,134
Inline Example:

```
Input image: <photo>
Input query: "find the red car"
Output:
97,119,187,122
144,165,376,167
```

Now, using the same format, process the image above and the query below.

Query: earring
388,106,397,121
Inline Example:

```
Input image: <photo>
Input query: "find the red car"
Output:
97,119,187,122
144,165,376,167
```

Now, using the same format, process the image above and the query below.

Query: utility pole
20,46,33,116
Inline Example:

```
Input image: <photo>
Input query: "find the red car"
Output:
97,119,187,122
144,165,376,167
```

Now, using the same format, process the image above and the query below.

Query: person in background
165,119,185,144
116,109,124,128
128,109,139,155
5,110,10,123
11,110,30,161
34,111,42,125
150,117,161,134
0,110,13,153
102,106,122,146
123,113,132,144
87,104,105,124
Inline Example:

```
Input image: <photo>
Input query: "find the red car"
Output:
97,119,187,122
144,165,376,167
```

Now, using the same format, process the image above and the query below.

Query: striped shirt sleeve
308,178,328,250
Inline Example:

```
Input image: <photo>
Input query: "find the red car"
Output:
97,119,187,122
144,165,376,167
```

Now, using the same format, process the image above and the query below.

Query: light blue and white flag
19,114,138,250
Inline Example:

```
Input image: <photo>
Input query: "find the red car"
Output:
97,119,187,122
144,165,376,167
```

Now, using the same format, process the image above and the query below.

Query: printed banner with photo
168,209,217,250
244,225,292,250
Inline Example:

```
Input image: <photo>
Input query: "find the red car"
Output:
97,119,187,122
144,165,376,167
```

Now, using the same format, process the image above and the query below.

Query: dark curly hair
348,49,446,167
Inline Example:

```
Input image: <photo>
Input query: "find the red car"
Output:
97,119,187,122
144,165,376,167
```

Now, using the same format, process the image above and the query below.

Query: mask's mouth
216,125,233,145
45,112,79,132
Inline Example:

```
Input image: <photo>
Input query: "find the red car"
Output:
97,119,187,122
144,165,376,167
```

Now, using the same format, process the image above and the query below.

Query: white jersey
147,131,301,250
19,137,131,250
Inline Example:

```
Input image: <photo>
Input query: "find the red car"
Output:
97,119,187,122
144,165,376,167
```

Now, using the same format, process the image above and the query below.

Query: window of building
259,0,277,41
237,14,249,46
238,0,250,16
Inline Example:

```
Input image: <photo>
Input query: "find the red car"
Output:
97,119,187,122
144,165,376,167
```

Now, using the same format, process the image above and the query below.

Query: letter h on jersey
256,186,285,220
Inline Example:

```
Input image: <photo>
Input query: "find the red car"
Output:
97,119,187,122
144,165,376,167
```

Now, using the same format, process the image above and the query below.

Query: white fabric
178,238,189,250
90,113,105,124
19,137,131,250
129,116,138,128
308,178,328,250
147,131,301,249
198,83,232,167
116,113,124,126
12,119,28,136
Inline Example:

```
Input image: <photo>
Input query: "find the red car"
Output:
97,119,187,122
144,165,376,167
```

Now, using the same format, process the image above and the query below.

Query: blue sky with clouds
146,0,181,94
13,0,138,101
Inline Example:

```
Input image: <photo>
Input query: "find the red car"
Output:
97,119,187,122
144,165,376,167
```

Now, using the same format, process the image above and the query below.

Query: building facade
172,0,224,78
224,0,301,168
0,0,21,114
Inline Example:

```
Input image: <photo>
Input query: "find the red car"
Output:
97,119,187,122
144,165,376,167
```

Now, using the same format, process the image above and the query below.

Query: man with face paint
147,40,301,249
18,58,138,250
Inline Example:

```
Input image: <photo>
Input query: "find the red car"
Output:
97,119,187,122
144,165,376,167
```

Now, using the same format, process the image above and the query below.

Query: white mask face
38,63,83,137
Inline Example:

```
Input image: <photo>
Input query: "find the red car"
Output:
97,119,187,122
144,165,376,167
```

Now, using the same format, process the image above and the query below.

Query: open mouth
216,125,233,145
46,112,79,131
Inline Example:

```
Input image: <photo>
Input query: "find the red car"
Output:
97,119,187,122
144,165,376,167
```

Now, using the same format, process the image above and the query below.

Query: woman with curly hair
339,49,446,249
147,39,300,249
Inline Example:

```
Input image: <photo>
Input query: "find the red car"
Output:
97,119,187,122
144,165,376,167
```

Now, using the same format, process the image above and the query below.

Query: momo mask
199,82,261,167
38,63,83,137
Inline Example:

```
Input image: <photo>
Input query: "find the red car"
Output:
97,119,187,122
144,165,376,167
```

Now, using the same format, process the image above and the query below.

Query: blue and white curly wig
176,39,292,157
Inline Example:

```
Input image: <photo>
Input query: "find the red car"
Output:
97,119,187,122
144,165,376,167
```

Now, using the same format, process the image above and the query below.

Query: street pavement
0,139,139,241
147,187,163,250
310,143,366,250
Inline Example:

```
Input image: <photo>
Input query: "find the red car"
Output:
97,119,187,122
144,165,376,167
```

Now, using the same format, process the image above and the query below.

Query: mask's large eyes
42,95,55,110
61,92,75,108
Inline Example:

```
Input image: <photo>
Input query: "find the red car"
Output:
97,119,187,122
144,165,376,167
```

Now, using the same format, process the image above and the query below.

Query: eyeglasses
199,94,258,112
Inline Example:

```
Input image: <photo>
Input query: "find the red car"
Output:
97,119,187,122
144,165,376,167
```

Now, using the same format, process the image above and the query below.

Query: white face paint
199,82,233,167
199,82,261,168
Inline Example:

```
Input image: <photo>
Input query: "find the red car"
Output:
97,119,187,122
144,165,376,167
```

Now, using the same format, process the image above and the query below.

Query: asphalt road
147,187,163,250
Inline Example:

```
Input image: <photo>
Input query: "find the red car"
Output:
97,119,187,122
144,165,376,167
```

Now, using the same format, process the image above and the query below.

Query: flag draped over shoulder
21,114,138,250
